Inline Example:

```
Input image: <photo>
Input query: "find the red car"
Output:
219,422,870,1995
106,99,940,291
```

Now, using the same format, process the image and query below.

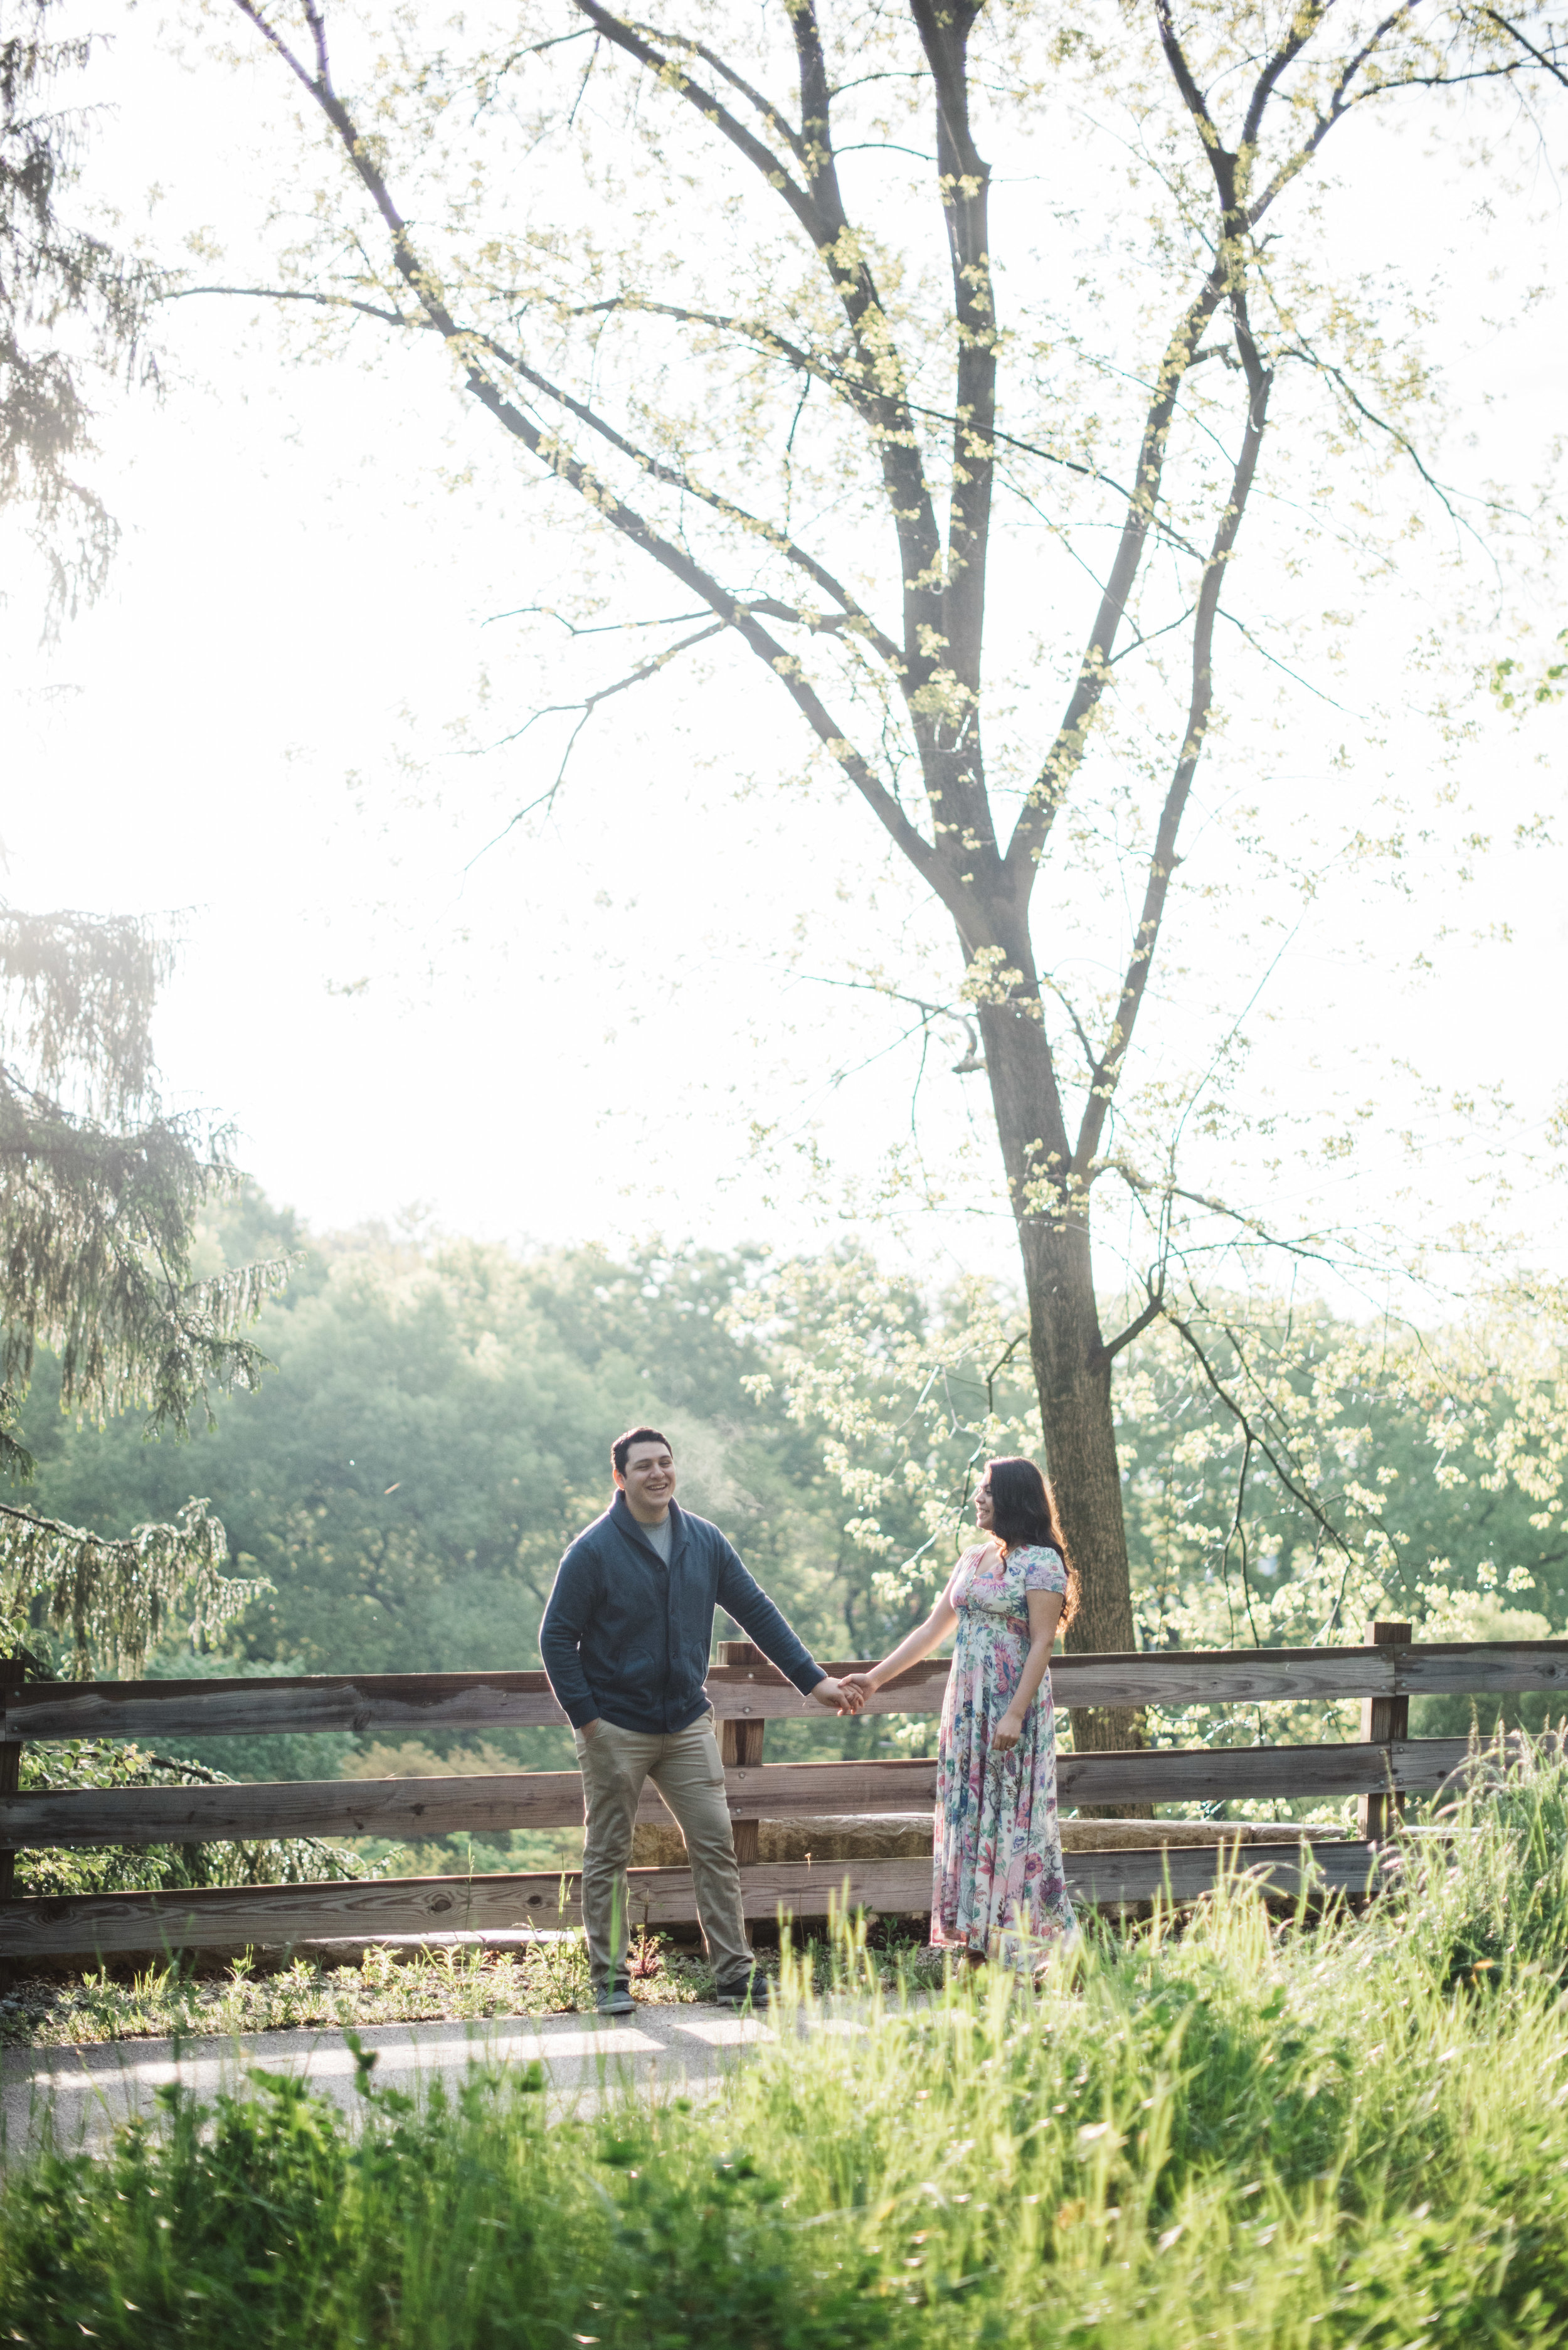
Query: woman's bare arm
840,1578,965,1701
992,1588,1065,1753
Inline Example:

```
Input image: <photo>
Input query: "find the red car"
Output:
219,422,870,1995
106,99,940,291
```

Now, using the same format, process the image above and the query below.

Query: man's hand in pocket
581,1719,601,1742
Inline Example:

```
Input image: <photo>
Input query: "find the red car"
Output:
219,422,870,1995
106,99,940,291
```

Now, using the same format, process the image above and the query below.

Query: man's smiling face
617,1438,677,1519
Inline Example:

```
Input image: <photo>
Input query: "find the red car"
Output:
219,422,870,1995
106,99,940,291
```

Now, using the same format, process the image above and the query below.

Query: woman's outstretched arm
840,1575,966,1703
991,1589,1065,1753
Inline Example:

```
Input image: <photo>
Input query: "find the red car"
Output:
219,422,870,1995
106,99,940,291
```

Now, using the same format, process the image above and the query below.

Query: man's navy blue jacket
539,1492,825,1734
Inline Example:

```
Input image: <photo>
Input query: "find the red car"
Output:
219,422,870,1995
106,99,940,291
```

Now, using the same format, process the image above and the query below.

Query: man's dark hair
612,1425,672,1477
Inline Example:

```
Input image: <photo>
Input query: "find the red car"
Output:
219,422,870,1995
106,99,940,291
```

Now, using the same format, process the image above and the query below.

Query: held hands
837,1671,879,1710
811,1676,866,1716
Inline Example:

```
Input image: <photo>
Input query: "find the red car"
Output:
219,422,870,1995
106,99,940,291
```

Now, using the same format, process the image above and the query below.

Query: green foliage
0,1496,255,1683
0,910,289,1467
746,1252,1568,1654
1489,626,1568,713
0,912,289,1672
13,1757,1568,2344
14,1738,369,1898
18,1218,933,1773
3,1931,724,2049
21,1199,1568,1802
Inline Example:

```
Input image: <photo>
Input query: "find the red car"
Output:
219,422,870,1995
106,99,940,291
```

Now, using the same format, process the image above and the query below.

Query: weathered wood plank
1065,1839,1385,1906
1392,1642,1568,1696
0,1861,936,1958
9,1641,1568,1747
3,1672,571,1742
0,1839,1380,1958
0,1740,1472,1849
706,1661,950,1720
1059,1738,1471,1807
0,1662,948,1740
0,1758,943,1847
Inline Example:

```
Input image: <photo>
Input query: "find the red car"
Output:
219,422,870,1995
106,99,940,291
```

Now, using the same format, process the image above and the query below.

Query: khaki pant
575,1713,753,1993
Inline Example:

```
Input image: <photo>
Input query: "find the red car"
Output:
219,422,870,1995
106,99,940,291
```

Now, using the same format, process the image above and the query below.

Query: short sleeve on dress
1020,1546,1068,1595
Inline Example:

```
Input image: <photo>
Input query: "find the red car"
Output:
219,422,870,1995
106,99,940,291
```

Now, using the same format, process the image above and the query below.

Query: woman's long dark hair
982,1457,1079,1634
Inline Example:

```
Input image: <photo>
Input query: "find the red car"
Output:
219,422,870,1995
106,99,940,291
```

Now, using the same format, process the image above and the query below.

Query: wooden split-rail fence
0,1622,1562,1964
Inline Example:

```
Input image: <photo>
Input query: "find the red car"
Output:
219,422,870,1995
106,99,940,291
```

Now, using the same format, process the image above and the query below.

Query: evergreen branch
0,907,171,1122
0,1496,269,1676
0,1065,290,1425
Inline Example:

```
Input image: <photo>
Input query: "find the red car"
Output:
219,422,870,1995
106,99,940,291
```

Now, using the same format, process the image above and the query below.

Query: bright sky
3,4,1564,1300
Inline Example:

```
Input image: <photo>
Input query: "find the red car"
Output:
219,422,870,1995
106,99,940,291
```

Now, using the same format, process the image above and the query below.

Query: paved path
1,2003,818,2157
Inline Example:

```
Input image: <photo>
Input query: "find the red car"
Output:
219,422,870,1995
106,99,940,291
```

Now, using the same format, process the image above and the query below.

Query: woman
842,1457,1079,1967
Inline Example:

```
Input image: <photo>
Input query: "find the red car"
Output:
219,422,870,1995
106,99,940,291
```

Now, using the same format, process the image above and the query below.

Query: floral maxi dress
931,1542,1077,1961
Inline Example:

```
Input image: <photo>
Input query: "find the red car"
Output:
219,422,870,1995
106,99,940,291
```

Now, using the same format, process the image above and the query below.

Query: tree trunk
974,962,1147,1770
1025,1220,1145,1756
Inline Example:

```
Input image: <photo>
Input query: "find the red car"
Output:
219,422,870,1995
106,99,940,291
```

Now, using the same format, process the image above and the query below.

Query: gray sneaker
595,1983,636,2016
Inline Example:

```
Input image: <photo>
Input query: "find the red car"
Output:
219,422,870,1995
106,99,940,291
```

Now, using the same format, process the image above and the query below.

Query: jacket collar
610,1489,687,1565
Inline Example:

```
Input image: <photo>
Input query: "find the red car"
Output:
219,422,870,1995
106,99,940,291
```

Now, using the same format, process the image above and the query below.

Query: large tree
194,0,1562,1737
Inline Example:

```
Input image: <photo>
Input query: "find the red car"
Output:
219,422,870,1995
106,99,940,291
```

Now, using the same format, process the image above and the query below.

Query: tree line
18,1187,1565,1745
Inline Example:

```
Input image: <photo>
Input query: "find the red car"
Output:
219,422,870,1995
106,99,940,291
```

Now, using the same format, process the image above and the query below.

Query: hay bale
631,1816,933,1867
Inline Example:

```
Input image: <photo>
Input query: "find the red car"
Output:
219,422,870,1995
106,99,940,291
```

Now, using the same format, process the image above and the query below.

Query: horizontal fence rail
8,1639,1568,1744
0,1634,1556,1961
0,1740,1483,1850
0,1843,1391,1962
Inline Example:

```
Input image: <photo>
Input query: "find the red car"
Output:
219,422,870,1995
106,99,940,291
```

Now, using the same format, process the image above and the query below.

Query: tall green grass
9,1744,1568,2347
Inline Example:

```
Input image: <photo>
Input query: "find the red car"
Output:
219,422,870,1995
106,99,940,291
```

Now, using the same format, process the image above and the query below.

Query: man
540,1425,858,2013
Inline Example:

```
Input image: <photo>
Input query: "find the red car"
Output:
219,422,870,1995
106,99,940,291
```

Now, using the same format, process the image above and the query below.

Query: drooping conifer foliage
1,14,271,1672
0,0,157,630
0,908,286,1671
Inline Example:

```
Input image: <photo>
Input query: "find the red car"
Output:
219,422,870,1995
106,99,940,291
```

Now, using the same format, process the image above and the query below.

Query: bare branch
1092,1289,1165,1370
1482,5,1568,87
1248,4,1416,224
570,0,816,216
1003,268,1225,891
1283,341,1527,538
1164,1307,1355,1570
620,15,811,161
1075,358,1273,1172
224,0,951,903
171,282,412,330
465,620,725,862
463,320,906,666
570,0,946,710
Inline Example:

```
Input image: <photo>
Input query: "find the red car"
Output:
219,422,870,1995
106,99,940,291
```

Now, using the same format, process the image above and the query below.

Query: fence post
1359,1620,1411,1841
0,1658,23,1991
717,1640,764,1865
0,1656,23,1905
